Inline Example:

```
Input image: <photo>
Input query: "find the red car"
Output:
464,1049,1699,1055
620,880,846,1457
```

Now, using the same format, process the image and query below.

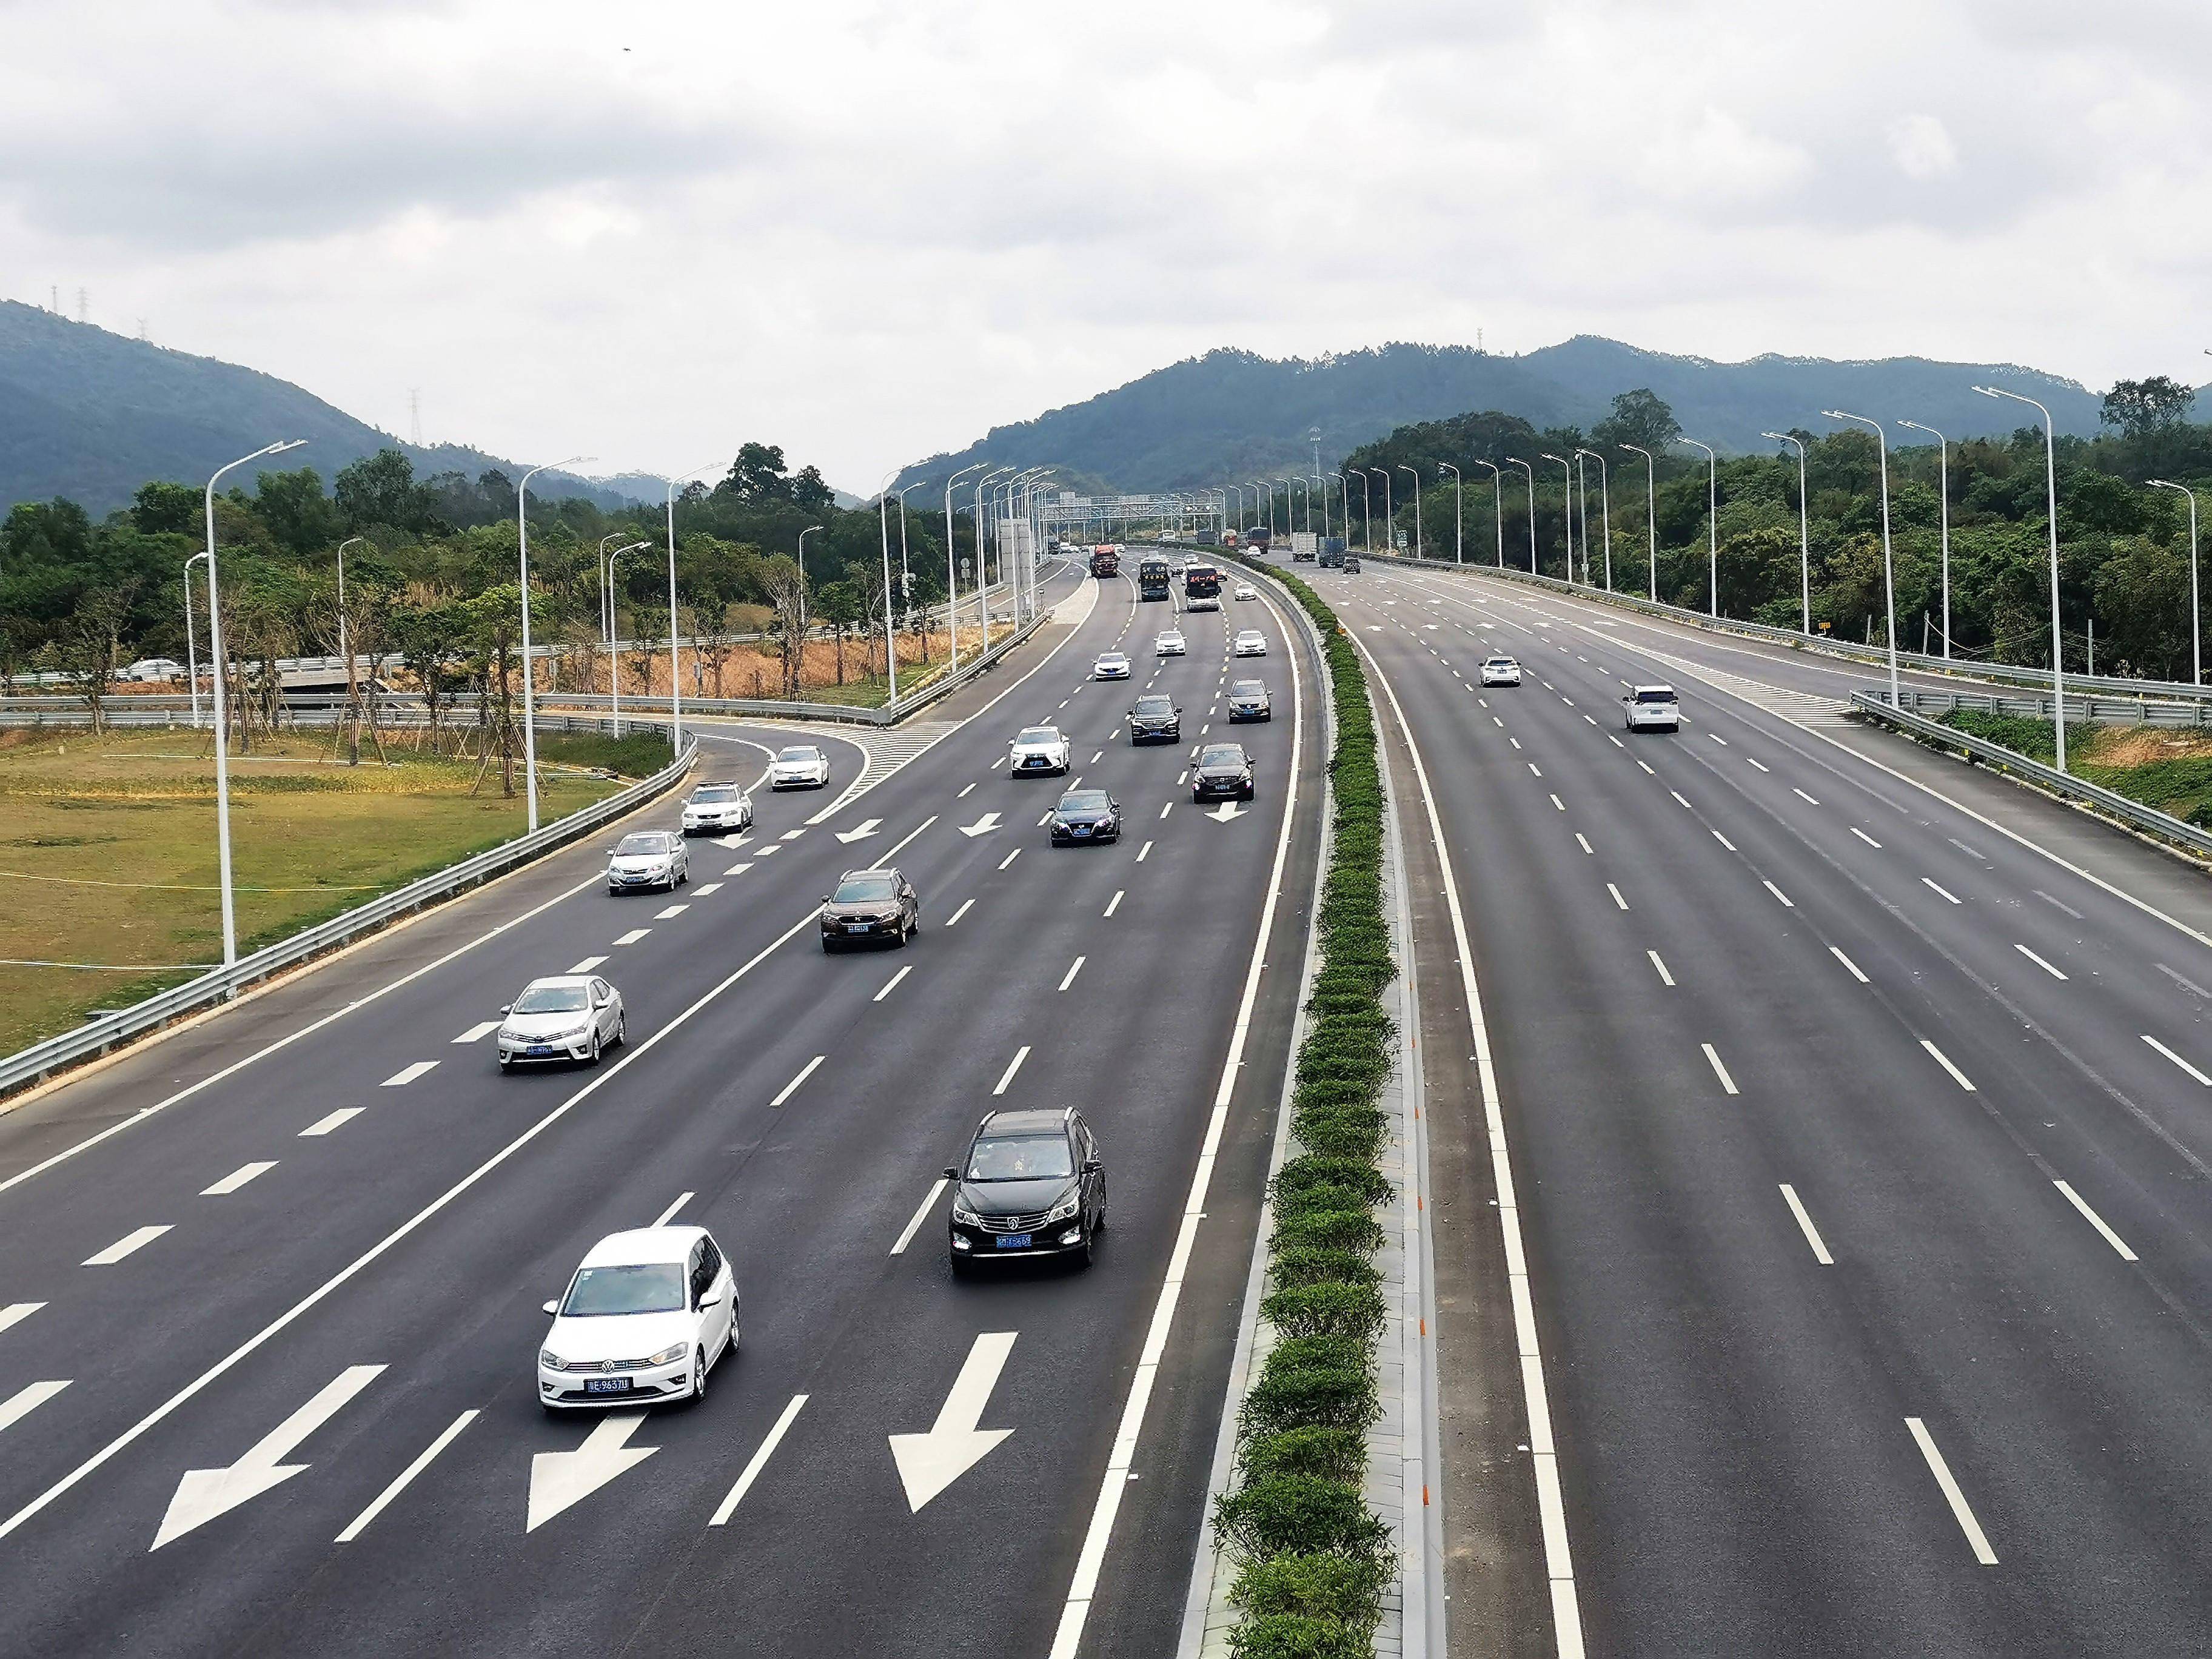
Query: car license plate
995,1234,1033,1249
846,923,870,933
527,1044,552,1056
583,1377,632,1394
1073,825,1090,836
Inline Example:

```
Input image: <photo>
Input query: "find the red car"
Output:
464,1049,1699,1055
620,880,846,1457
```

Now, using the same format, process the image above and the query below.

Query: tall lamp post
1681,439,1718,617
1370,470,1392,554
1822,411,1902,712
205,438,305,967
1897,420,1951,657
333,535,367,671
973,468,1013,636
652,465,716,759
1504,458,1538,572
1576,449,1613,590
184,551,210,729
2150,479,2202,686
1540,454,1574,583
1397,465,1421,558
517,454,592,833
603,540,651,734
1438,463,1462,563
1618,444,1658,602
1760,432,1811,635
876,472,904,703
1469,460,1502,568
894,481,925,610
1972,385,2066,770
943,463,986,666
1352,472,1372,554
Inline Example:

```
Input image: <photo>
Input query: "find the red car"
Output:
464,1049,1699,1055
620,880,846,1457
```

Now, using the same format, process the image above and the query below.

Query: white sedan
1232,629,1269,657
538,1226,738,1412
1233,584,1258,602
608,829,688,893
1010,724,1071,777
1479,655,1523,687
769,745,831,789
497,974,625,1069
1155,630,1188,657
1093,652,1132,680
680,781,753,835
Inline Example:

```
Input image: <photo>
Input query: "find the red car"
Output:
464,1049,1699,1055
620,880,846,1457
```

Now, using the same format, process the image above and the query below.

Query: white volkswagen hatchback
538,1227,738,1412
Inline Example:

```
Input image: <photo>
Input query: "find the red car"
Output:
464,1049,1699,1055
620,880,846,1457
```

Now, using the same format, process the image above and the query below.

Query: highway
1260,549,2212,1658
0,555,1327,1657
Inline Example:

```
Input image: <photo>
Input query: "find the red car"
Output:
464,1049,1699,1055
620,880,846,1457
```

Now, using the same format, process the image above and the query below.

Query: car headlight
540,1349,567,1370
644,1342,689,1368
1045,1193,1081,1224
952,1202,984,1227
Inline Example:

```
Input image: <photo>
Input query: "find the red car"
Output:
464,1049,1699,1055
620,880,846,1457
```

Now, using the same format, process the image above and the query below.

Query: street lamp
1352,471,1372,554
894,481,925,607
973,468,1014,636
1504,458,1538,572
1437,463,1463,563
1822,411,1902,712
1467,461,1502,568
1575,450,1613,591
1251,481,1270,544
1898,420,1953,657
205,438,305,968
516,454,593,833
1760,432,1811,635
1972,385,2067,769
877,472,904,703
1397,465,1422,558
184,551,210,729
602,540,651,734
1370,469,1392,555
2150,479,2202,686
650,464,716,759
1539,455,1574,583
942,463,987,667
1680,439,1718,616
333,535,367,671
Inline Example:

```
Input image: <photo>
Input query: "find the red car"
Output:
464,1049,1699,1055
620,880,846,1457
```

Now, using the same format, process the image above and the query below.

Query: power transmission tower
136,318,149,342
49,285,58,313
76,288,88,323
409,389,422,447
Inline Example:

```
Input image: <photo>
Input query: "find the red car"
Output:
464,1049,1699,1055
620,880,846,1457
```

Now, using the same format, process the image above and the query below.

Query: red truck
1089,546,1121,578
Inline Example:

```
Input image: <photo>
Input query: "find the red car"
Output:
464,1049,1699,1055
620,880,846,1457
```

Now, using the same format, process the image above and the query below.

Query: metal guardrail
1849,691,2212,862
1885,686,2212,729
0,725,698,1101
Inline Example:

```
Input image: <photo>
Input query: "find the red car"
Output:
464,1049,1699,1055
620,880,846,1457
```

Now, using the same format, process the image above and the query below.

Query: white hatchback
1156,631,1187,656
1479,656,1522,687
538,1227,738,1412
1624,685,1681,732
1232,630,1269,657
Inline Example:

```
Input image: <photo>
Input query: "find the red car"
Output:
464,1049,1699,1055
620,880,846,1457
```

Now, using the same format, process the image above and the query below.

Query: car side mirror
820,895,831,906
541,1299,560,1317
942,1165,959,1181
1082,1159,1102,1174
698,1290,723,1310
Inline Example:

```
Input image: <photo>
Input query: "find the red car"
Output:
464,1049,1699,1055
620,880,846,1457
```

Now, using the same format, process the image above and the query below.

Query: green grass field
0,726,659,1057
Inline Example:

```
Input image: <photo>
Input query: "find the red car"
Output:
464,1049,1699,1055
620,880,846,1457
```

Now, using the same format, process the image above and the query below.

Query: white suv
1479,656,1521,687
680,782,753,835
1009,725,1071,776
1624,685,1681,732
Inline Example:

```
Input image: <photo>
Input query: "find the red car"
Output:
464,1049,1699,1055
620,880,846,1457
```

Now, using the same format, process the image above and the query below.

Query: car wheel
822,939,837,954
497,1056,512,1073
588,1032,602,1065
1075,1230,1094,1269
688,1348,708,1407
614,1013,627,1048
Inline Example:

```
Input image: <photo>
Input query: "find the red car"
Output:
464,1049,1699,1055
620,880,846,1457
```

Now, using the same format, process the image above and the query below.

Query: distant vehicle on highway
1089,546,1121,578
125,658,184,683
1244,525,1273,552
1233,583,1258,602
1128,693,1181,743
1191,742,1255,802
608,830,688,893
1138,554,1172,601
1480,655,1523,687
1009,725,1071,776
1221,530,1239,549
1155,629,1188,657
1316,537,1346,568
1093,652,1131,680
1050,788,1121,845
820,866,920,950
1624,685,1682,733
1226,679,1272,722
946,1107,1106,1272
1184,562,1223,610
769,745,831,789
1232,629,1268,657
497,974,626,1069
538,1226,736,1412
680,781,753,836
1341,555,1361,573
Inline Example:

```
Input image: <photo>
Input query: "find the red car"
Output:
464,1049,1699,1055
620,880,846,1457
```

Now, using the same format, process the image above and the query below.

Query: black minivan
947,1108,1106,1272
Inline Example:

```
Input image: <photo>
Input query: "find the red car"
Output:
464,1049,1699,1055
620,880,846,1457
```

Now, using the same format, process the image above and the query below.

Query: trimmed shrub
1241,1338,1379,1438
1273,1180,1384,1223
1227,1614,1375,1659
1241,1424,1369,1485
1231,1550,1393,1626
1213,1473,1392,1563
1272,1205,1387,1256
1289,1108,1387,1163
1262,1279,1389,1344
1273,1155,1393,1207
1269,1245,1381,1292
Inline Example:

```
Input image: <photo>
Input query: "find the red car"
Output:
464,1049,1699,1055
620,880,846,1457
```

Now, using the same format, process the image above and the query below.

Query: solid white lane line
0,1381,70,1436
201,1161,276,1196
1702,1043,1740,1095
945,899,974,927
709,1395,810,1526
2014,944,2068,980
1138,840,1153,861
84,1225,170,1265
1906,1418,1998,1565
653,1191,694,1227
452,1022,500,1045
2053,1180,2138,1261
694,883,723,896
874,966,913,1003
1058,957,1087,992
382,1062,438,1087
1850,826,1883,848
1713,830,1738,852
1104,890,1124,917
999,848,1022,870
1921,1040,1977,1091
568,956,608,974
300,1108,363,1138
769,1056,825,1107
1575,834,1593,854
1792,788,1820,805
1830,947,1871,984
890,1179,948,1256
655,903,689,919
1607,884,1628,911
615,928,651,945
2143,1034,2212,1085
1778,1185,1834,1264
0,1304,45,1338
1921,879,1960,905
1763,880,1794,908
992,1046,1031,1096
335,1409,478,1543
1647,951,1675,987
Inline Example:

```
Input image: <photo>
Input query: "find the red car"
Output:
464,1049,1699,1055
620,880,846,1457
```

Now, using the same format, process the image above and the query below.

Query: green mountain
0,301,634,514
895,337,2160,497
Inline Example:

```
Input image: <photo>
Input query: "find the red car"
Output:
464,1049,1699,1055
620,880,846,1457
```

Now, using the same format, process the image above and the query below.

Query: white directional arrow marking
527,1411,657,1532
153,1364,383,1550
834,818,884,845
1203,800,1247,823
957,812,1003,839
888,1332,1016,1512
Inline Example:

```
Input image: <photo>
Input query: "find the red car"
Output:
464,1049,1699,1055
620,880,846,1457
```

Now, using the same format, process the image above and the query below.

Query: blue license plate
994,1234,1033,1250
846,923,870,933
1073,826,1090,836
528,1045,553,1056
583,1377,631,1394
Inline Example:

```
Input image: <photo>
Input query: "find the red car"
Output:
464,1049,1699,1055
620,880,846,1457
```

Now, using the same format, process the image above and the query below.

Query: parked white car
608,830,688,894
1093,652,1132,680
1009,725,1072,777
769,745,831,789
1155,630,1187,656
1232,629,1269,657
680,782,753,835
1479,655,1523,687
498,974,626,1070
538,1227,738,1412
1624,685,1682,732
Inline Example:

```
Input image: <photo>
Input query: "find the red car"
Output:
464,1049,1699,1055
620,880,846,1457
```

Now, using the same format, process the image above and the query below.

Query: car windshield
1099,654,1125,664
616,833,671,857
1238,632,1262,642
1232,681,1264,695
1487,658,1512,667
1635,689,1677,704
1201,746,1245,766
513,984,589,1013
967,1136,1075,1181
1017,728,1059,745
777,747,820,763
833,874,898,903
560,1262,685,1316
1059,791,1110,812
1134,696,1173,715
692,786,740,803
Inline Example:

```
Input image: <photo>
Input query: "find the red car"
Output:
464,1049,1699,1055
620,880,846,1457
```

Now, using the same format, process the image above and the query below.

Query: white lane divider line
1509,737,1523,751
756,846,779,857
655,904,689,919
653,1191,695,1227
2014,943,2068,980
1549,794,1566,812
452,1022,500,1045
780,829,806,841
1575,834,1593,854
694,883,723,897
2053,1179,2138,1261
201,1161,276,1196
1778,1185,1834,1265
991,1045,1031,1096
0,1303,46,1338
1159,802,1173,819
1607,734,1624,748
999,848,1022,871
1921,1040,1977,1091
1104,890,1124,918
1713,830,1738,853
1922,879,1960,906
709,1395,810,1526
1763,879,1794,908
958,783,975,799
875,966,913,1003
0,1381,70,1436
2142,1034,2212,1085
1830,947,1871,984
335,1409,478,1543
1747,757,1770,773
723,864,753,877
300,1108,363,1138
1647,951,1675,987
568,956,608,974
945,899,974,928
1606,883,1629,911
1792,788,1820,805
1058,957,1087,993
890,1180,948,1257
1905,1418,1998,1566
769,1056,825,1108
1636,759,1655,775
1702,1043,1740,1096
1671,789,1692,809
382,1062,438,1087
1850,826,1883,848
1137,840,1154,862
1527,763,1543,777
1708,733,1729,746
84,1225,170,1265
1039,811,1055,826
614,929,651,945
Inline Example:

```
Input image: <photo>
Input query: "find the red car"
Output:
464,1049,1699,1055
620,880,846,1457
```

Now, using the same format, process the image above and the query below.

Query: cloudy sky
5,0,2207,488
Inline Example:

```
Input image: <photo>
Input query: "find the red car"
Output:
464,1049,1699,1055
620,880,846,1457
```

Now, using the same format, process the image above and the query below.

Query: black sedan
819,867,919,951
947,1107,1105,1272
1127,693,1181,744
1191,742,1255,802
1049,788,1121,846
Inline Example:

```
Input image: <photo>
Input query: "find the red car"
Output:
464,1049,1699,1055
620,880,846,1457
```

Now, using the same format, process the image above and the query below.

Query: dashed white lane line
84,1225,170,1266
568,956,608,974
723,863,753,877
1647,951,1675,987
1635,759,1655,775
300,1108,362,1137
655,903,690,919
780,829,806,841
1762,880,1794,908
694,883,723,896
1092,751,1105,765
1707,733,1729,746
1921,1040,1977,1091
1509,737,1523,751
709,1394,810,1527
875,965,913,1003
615,928,651,945
958,783,976,799
1792,788,1820,805
1549,794,1565,812
755,845,779,857
453,1022,500,1045
1104,890,1124,918
1175,773,1187,789
1906,1418,1999,1566
1159,802,1173,819
201,1161,276,1196
1039,811,1055,826
1921,879,1960,906
1058,956,1087,992
769,1056,826,1108
1702,1043,1740,1095
1607,735,1624,748
992,1045,1032,1096
2142,1034,2212,1085
945,899,974,927
0,1381,70,1436
2053,1179,2139,1261
1850,827,1883,849
2035,889,2083,920
335,1410,478,1543
653,1191,695,1227
1575,834,1593,855
1713,830,1738,853
382,1062,438,1087
890,1180,948,1256
999,848,1022,871
1606,883,1629,911
1830,947,1871,984
2014,944,2068,980
1528,763,1543,777
0,1304,45,1338
1778,1185,1834,1264
1747,757,1770,773
1670,789,1692,809
1492,716,1504,728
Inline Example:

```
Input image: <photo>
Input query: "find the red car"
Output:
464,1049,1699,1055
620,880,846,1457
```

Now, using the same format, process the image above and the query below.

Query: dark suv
1128,693,1181,744
1226,679,1272,722
1050,789,1121,845
947,1107,1105,1272
820,867,919,951
1191,742,1255,802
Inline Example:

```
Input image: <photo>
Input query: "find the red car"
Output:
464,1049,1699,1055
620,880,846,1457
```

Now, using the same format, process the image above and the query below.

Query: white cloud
1888,115,1961,181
